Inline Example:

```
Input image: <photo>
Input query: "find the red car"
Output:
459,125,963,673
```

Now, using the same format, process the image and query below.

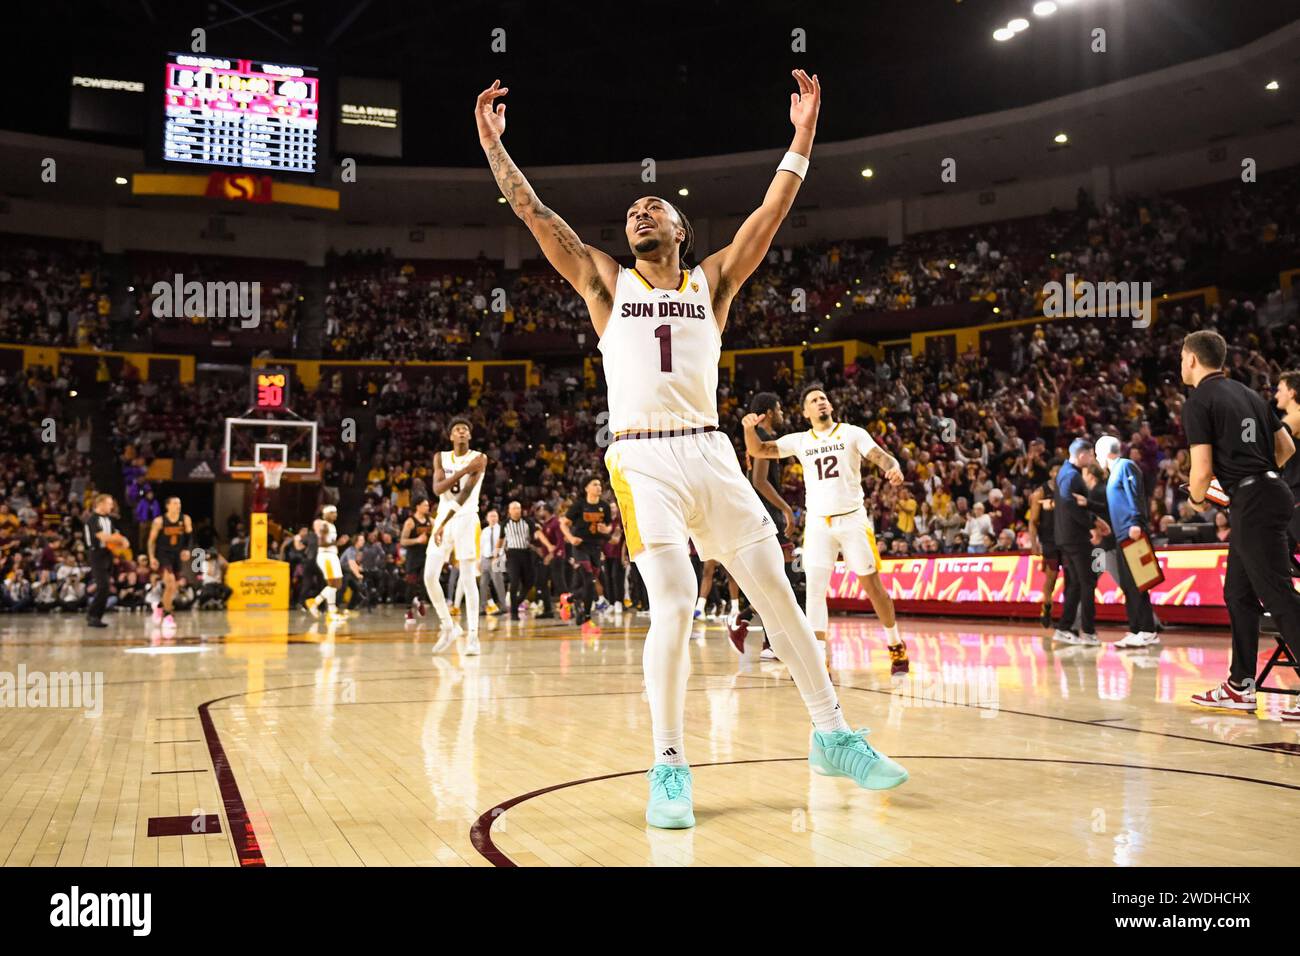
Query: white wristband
778,151,810,180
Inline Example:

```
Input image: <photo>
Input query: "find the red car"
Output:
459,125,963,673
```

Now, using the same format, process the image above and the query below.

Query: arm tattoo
868,447,897,471
485,140,543,219
485,139,609,303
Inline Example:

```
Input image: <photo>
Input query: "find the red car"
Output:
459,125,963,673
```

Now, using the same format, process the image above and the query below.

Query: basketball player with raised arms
147,495,192,631
477,70,907,830
744,384,911,677
424,417,487,656
306,504,343,619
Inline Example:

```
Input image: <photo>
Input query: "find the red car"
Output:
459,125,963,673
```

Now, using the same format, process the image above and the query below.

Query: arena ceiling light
1054,132,1069,144
1033,1,1058,15
1266,79,1280,91
860,167,874,178
993,26,1015,41
1008,18,1030,32
114,176,128,185
496,196,507,203
677,187,689,196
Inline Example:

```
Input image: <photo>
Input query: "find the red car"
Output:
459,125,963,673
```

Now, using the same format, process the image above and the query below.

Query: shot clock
252,368,291,412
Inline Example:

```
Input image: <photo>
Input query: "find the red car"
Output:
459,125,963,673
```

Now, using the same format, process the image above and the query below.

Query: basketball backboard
223,417,318,476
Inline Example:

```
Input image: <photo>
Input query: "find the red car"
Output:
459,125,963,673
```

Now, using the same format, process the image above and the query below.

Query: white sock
809,695,852,733
884,624,901,646
653,731,687,767
727,537,851,732
695,596,706,613
636,544,697,768
321,586,337,611
729,599,739,615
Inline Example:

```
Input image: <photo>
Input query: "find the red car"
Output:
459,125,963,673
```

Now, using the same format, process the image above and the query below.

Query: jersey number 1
654,324,672,373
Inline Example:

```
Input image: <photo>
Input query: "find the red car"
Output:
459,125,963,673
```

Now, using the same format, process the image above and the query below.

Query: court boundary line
197,693,267,867
186,643,1298,868
469,756,1300,867
193,676,780,866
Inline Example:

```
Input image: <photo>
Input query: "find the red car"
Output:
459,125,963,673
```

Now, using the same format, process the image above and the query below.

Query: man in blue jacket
1052,438,1108,645
1096,436,1159,648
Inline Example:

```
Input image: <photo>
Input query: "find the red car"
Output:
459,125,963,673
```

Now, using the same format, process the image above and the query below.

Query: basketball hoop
258,460,286,490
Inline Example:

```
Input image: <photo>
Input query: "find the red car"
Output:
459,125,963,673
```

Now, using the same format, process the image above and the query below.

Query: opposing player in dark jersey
1027,467,1060,629
401,496,433,625
728,392,796,659
561,476,613,634
147,496,192,630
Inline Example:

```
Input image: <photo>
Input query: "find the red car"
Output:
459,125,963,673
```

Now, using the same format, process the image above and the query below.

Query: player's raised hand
885,465,904,486
475,79,509,143
789,69,821,132
741,413,763,430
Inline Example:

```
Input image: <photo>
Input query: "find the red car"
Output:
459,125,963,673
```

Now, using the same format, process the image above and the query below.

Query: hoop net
258,460,286,490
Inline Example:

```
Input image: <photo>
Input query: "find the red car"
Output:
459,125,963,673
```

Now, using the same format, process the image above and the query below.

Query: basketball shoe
1191,679,1257,711
1115,631,1160,648
645,764,694,829
809,727,909,790
888,641,910,677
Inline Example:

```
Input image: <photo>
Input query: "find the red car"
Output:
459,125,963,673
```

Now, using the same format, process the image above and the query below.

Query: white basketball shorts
316,549,342,580
802,505,882,575
427,510,481,566
604,430,775,562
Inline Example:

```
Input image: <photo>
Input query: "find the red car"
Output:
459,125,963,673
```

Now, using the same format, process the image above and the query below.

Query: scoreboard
163,53,319,173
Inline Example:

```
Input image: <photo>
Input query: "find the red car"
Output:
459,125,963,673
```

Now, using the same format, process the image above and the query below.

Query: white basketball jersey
437,449,483,519
775,422,880,517
598,265,718,434
317,519,338,553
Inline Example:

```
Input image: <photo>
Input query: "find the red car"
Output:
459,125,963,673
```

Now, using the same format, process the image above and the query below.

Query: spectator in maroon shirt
986,487,1015,535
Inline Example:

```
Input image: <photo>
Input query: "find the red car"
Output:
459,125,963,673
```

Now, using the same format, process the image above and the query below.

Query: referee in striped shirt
503,501,535,618
83,493,120,629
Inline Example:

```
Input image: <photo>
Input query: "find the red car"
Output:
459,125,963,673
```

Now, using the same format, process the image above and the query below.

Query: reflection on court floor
0,608,1295,866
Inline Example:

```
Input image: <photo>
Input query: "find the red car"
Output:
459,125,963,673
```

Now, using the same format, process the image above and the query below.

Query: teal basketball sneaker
645,764,695,829
809,727,909,790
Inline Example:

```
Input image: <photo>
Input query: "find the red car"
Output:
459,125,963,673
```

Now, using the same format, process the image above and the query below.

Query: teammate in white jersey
424,417,487,655
476,70,907,830
745,384,911,677
306,504,343,618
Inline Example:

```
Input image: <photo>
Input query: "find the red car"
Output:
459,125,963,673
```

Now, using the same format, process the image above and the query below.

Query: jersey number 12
814,455,839,480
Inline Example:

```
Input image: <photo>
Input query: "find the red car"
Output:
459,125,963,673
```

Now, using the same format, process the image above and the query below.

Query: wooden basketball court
1,609,1296,867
